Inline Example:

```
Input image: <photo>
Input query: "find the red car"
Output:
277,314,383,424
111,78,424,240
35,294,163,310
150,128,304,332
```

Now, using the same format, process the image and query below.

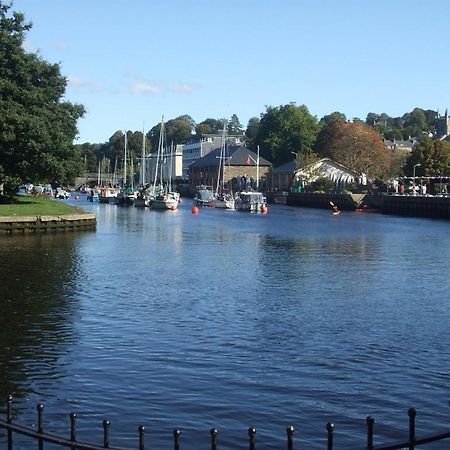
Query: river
1,197,449,449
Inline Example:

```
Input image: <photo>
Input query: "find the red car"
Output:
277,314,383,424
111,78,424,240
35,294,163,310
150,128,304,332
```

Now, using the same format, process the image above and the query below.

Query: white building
294,158,360,189
143,146,183,186
179,135,244,179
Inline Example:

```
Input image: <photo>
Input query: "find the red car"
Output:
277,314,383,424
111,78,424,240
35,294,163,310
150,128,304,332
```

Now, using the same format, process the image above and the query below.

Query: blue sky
11,0,450,144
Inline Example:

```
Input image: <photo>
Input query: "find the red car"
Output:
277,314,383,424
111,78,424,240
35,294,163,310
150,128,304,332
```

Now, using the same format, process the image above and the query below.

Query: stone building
436,109,450,141
188,146,272,192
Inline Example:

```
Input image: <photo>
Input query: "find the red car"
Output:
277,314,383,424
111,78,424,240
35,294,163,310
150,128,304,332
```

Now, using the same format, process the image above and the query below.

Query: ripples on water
1,199,450,449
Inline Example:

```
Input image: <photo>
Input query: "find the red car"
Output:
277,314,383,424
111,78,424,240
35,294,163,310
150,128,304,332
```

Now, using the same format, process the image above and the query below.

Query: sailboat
235,145,268,213
134,124,153,208
116,131,137,206
149,117,179,210
213,122,235,209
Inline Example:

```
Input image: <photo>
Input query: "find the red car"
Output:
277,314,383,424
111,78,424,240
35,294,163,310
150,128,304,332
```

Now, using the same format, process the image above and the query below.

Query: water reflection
0,233,81,402
1,201,450,449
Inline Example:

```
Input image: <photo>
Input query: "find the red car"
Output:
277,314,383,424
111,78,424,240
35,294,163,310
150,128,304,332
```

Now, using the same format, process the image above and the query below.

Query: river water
1,197,450,449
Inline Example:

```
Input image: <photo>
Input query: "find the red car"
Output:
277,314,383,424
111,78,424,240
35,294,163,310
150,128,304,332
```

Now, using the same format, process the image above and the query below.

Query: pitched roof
190,145,272,168
271,160,297,173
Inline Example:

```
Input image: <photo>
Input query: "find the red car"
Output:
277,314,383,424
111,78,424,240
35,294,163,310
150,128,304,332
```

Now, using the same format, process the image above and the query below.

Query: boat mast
113,156,118,187
153,116,164,191
168,141,174,192
215,121,227,195
141,122,146,187
123,131,128,188
256,145,260,190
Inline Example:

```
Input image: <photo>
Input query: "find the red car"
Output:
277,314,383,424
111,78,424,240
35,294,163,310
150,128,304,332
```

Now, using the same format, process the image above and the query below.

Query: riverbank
284,192,450,220
0,195,96,232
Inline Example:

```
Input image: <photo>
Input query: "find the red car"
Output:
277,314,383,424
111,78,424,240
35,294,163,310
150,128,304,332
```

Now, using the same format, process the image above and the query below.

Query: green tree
0,2,85,192
195,118,223,135
404,138,450,177
256,103,319,167
227,114,243,135
245,117,260,151
165,116,193,145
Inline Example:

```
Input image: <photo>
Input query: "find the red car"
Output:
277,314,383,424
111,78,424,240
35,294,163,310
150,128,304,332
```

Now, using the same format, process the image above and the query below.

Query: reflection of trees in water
259,235,381,269
0,233,80,402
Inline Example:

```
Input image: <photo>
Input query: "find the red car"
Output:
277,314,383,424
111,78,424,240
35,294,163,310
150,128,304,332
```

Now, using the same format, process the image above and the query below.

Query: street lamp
413,163,421,196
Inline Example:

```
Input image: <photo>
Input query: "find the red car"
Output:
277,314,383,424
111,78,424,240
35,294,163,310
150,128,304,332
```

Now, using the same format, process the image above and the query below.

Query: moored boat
194,185,216,207
99,187,119,204
235,191,268,212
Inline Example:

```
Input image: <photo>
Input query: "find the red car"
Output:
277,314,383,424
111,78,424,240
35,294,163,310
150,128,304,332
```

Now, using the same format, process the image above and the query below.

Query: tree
244,117,260,151
227,114,243,135
404,138,450,177
195,118,223,136
315,112,347,155
165,116,193,146
316,121,393,179
0,2,85,192
255,103,319,167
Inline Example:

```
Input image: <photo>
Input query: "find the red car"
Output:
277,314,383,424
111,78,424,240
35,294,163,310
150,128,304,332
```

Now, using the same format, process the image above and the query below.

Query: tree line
2,1,450,196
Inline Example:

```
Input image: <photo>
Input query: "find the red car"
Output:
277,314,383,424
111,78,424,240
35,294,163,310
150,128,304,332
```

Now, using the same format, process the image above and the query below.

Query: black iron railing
1,395,449,449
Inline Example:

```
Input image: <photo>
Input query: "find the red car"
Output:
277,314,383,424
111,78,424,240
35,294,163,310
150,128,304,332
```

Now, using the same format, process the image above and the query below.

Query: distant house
293,158,359,190
383,138,416,153
188,146,272,192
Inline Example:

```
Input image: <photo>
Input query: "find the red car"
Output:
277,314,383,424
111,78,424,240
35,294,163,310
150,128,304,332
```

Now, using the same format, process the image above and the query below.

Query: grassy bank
0,195,85,216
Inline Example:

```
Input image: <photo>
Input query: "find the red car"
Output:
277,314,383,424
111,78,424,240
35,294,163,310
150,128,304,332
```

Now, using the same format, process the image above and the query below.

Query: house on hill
188,146,272,193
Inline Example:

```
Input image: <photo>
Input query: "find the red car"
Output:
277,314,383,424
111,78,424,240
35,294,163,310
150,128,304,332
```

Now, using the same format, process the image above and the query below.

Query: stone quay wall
0,213,97,233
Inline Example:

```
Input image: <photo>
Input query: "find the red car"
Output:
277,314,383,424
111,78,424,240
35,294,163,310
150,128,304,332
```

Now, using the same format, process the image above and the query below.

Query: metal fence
1,395,449,450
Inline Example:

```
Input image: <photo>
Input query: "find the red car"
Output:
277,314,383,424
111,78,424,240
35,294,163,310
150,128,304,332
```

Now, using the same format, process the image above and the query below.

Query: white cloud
132,82,162,95
170,83,197,93
68,76,101,93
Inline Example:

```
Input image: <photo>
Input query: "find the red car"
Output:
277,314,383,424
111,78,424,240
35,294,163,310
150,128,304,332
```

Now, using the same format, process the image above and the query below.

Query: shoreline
0,213,96,233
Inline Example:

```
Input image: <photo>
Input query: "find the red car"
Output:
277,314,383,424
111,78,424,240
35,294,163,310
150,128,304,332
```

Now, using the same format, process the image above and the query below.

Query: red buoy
192,206,199,214
260,205,268,213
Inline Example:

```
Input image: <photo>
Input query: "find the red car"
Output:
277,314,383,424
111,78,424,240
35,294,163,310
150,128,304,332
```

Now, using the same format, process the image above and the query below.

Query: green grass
0,195,86,216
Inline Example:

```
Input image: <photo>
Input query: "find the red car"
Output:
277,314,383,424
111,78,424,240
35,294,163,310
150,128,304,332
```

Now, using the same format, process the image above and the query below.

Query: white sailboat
213,121,235,209
150,117,179,210
116,131,137,206
135,123,154,207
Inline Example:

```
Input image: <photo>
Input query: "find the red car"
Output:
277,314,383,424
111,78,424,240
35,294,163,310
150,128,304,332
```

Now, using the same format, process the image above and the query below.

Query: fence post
70,413,77,450
6,394,13,450
173,428,181,450
326,423,334,450
408,408,416,450
366,416,374,450
103,420,110,448
210,428,218,450
286,425,294,450
138,425,145,450
248,427,256,450
37,403,44,450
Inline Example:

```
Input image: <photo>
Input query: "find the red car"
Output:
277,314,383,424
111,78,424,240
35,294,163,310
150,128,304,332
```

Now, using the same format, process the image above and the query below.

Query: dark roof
271,160,297,174
190,145,272,168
